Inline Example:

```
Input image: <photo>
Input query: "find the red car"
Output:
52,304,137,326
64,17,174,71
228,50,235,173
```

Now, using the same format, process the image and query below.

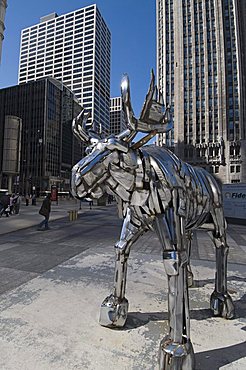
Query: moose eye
85,146,93,155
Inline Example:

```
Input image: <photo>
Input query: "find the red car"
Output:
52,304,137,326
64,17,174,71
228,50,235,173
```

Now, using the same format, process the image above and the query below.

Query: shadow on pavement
123,294,246,330
195,341,246,370
124,309,246,369
193,275,246,288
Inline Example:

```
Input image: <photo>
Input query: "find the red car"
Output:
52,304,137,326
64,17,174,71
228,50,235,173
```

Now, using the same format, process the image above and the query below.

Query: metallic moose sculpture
71,71,234,369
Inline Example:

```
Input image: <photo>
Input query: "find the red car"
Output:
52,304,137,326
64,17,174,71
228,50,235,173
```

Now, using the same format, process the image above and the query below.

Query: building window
236,165,240,173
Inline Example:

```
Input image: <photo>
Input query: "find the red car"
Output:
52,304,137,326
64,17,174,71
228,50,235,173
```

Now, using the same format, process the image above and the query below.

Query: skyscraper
110,97,127,135
0,0,7,63
0,78,81,193
18,4,111,134
156,0,246,183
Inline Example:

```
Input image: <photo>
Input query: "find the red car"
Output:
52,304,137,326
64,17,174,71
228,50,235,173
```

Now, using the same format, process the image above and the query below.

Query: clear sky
0,0,156,117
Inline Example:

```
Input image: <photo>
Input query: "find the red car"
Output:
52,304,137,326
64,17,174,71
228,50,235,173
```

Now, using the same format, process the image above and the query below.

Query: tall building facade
110,97,127,135
0,78,82,194
18,4,111,134
0,0,7,63
156,0,246,183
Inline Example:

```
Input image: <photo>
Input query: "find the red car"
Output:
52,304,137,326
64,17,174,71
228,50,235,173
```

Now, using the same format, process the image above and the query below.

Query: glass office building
0,78,82,194
18,4,111,135
156,0,246,183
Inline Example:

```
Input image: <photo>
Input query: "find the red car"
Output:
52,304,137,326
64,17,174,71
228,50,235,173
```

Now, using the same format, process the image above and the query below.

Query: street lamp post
36,130,43,195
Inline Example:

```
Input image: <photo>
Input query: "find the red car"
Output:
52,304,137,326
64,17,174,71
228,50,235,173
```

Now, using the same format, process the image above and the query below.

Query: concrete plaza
0,201,245,369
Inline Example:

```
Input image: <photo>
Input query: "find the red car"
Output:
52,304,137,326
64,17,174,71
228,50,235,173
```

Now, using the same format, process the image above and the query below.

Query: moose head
71,71,173,200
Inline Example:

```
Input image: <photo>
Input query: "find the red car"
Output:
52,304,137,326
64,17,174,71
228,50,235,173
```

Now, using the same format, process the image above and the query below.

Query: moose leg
155,212,194,370
209,208,234,319
209,234,234,319
209,209,234,319
186,231,194,288
99,208,144,328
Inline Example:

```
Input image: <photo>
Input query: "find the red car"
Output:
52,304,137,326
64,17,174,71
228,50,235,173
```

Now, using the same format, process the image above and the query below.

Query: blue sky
0,0,156,117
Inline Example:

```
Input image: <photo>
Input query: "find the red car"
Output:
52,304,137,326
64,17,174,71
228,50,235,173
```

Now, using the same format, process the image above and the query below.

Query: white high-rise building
18,4,111,133
110,97,126,135
0,0,8,63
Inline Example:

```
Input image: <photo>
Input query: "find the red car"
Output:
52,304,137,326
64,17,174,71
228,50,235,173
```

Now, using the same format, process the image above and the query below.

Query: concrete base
0,246,245,370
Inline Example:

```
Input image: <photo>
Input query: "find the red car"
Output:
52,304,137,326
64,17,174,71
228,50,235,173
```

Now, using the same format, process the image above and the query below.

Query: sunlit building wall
110,97,126,135
18,4,111,135
156,0,246,183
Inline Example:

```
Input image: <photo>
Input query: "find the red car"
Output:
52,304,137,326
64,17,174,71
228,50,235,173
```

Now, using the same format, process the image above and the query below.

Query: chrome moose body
71,72,234,370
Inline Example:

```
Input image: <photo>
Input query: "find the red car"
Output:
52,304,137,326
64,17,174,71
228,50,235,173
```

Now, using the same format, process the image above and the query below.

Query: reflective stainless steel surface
71,72,234,370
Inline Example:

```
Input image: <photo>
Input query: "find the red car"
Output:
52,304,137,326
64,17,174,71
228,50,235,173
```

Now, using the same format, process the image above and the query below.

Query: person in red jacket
37,194,51,230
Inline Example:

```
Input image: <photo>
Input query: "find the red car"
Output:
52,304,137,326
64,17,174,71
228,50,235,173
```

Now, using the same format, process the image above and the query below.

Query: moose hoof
210,291,234,319
159,336,195,370
99,294,128,328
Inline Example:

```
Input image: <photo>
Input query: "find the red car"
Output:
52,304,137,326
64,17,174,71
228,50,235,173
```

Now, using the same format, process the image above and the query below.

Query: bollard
68,210,78,221
68,210,73,221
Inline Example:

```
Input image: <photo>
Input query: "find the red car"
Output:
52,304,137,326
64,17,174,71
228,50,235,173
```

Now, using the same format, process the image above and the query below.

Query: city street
0,201,245,369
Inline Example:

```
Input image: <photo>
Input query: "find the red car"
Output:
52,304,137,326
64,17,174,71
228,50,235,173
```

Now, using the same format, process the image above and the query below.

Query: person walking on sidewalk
13,193,21,214
37,194,51,231
0,193,10,217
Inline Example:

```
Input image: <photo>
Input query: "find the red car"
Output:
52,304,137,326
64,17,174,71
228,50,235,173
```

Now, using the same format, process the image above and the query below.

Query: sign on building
222,183,246,220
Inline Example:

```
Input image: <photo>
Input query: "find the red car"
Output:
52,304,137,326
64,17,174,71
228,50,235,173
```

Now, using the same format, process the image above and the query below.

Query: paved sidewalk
0,205,245,369
0,198,83,235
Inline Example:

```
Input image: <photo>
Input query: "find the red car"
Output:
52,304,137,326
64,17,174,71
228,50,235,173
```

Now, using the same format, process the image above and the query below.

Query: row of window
22,37,93,52
20,53,94,70
23,29,92,48
22,7,95,33
22,20,94,41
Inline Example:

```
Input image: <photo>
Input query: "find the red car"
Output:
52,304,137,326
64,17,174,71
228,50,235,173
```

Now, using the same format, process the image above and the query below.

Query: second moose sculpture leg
99,208,145,327
209,208,234,319
155,208,195,370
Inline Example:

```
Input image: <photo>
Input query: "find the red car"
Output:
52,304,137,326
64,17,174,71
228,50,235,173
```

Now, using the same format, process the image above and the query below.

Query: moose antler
72,71,173,149
72,109,91,143
121,70,173,147
72,109,101,143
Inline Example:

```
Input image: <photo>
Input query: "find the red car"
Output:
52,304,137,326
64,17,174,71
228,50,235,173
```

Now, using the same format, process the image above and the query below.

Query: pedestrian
37,194,51,231
108,194,112,204
25,194,29,206
13,193,21,214
85,197,93,209
0,193,10,217
31,193,36,205
9,194,15,214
